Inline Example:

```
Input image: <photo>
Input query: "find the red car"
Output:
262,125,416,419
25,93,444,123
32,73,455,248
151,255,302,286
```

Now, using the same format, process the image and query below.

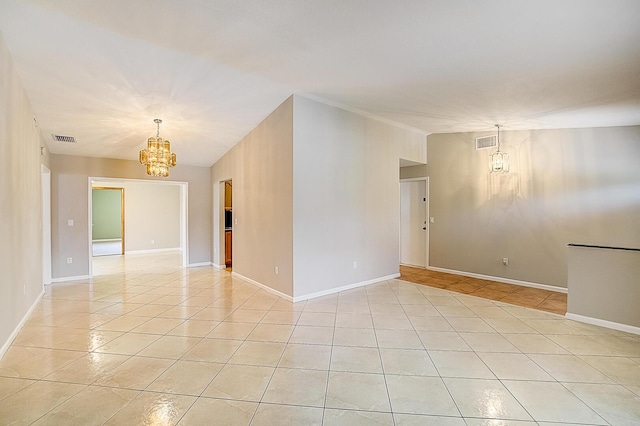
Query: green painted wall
92,189,121,240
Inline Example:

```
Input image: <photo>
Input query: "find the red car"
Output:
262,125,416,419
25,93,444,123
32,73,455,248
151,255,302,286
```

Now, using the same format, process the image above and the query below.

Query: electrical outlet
67,257,73,264
502,258,509,266
67,219,74,226
274,266,279,275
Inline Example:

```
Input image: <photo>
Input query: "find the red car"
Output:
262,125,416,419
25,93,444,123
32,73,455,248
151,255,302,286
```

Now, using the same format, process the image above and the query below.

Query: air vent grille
52,134,76,143
475,135,497,150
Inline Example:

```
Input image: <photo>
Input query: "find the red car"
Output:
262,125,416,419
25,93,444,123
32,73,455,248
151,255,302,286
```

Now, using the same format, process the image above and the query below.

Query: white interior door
400,180,427,267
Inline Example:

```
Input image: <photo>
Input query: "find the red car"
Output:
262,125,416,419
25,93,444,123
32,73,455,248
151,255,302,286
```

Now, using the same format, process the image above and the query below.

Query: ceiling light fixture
489,124,509,173
139,119,176,177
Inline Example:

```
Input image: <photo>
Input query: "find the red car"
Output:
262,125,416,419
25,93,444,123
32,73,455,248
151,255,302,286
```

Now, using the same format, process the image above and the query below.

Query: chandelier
139,119,176,177
489,124,509,173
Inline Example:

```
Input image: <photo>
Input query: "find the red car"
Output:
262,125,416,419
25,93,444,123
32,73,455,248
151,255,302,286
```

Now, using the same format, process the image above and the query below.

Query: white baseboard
293,274,401,302
400,262,426,269
212,263,226,270
92,238,122,243
426,266,568,294
230,272,402,303
565,313,640,336
125,248,182,255
231,272,294,302
0,289,45,361
51,275,90,283
188,262,212,268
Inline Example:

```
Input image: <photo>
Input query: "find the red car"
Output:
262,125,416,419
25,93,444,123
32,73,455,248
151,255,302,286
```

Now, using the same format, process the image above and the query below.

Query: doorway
224,180,232,269
88,178,188,277
91,187,124,256
400,179,428,268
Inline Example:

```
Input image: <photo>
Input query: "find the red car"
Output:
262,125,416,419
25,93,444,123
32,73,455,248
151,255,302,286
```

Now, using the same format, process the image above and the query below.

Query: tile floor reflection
0,252,639,424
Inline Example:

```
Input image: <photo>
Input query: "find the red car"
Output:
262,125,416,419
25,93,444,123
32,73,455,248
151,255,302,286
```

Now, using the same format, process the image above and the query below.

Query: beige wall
211,96,294,296
210,95,426,299
292,96,426,297
400,164,428,180
427,126,640,288
567,245,640,329
51,155,211,278
0,33,45,354
124,182,181,251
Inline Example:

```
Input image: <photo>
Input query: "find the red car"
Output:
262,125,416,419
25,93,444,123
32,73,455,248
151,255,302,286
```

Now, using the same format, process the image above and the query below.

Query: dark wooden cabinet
225,230,232,267
224,181,232,209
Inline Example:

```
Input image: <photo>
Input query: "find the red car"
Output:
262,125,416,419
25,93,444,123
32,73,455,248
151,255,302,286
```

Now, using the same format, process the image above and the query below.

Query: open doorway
400,178,429,268
224,180,232,269
88,178,188,277
91,187,124,256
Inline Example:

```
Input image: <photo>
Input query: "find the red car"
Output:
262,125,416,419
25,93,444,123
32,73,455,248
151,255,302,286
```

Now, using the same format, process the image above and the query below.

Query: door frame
41,165,51,286
87,177,189,278
91,186,125,255
399,177,429,268
214,178,233,269
223,179,232,268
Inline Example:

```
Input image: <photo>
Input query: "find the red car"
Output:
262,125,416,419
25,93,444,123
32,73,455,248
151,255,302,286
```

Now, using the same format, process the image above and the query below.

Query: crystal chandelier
139,119,176,177
489,124,509,173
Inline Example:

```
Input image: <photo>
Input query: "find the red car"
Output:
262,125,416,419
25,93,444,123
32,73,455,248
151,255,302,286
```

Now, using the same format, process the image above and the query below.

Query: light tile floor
1,252,639,425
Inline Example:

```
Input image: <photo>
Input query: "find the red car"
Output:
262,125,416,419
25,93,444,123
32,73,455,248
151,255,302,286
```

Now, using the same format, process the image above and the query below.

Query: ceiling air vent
475,135,497,150
52,134,76,143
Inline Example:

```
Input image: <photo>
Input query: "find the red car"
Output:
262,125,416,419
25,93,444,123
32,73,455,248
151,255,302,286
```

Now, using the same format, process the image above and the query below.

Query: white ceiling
1,0,639,167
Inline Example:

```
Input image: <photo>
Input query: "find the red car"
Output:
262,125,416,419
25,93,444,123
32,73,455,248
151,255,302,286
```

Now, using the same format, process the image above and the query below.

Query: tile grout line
395,279,466,421
2,260,637,424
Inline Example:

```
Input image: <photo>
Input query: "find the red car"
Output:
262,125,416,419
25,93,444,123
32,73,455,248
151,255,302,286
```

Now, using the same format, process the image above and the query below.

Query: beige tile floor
1,251,639,425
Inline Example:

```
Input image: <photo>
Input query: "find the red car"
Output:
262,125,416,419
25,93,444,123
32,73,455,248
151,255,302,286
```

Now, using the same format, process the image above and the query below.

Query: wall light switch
429,217,435,223
67,219,74,226
67,257,72,264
